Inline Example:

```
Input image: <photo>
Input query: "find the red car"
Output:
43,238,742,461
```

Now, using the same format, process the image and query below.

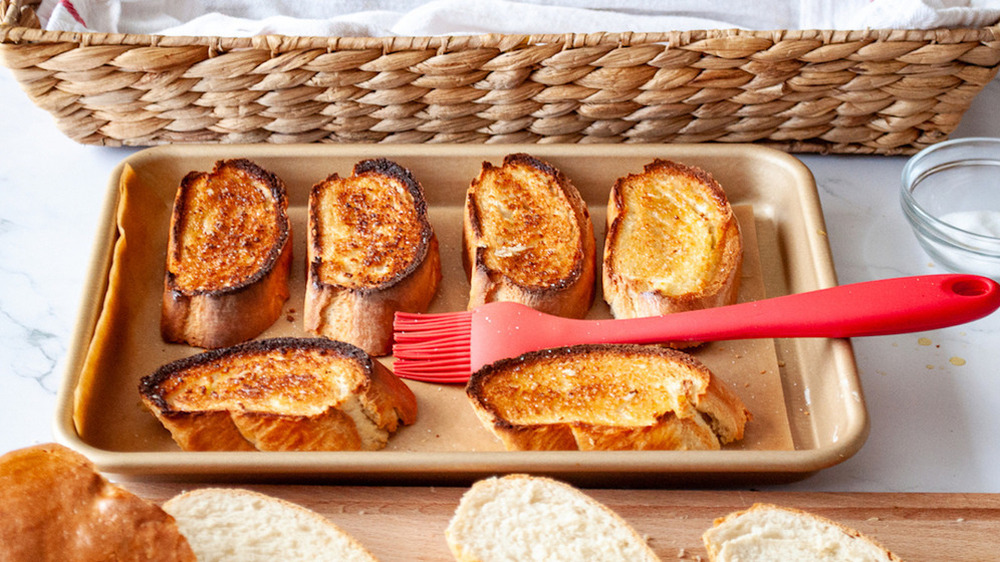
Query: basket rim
2,0,999,53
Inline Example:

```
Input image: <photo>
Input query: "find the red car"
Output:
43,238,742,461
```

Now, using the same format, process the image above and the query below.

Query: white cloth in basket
38,0,1000,36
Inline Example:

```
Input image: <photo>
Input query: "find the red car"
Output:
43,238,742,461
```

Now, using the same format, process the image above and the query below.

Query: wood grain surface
125,482,1000,561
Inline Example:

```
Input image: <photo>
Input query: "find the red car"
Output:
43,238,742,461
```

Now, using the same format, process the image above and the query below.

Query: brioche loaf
163,488,379,562
139,337,417,451
465,343,749,451
463,153,595,318
162,158,292,349
305,158,441,356
702,503,902,561
446,474,660,562
604,159,742,327
0,443,195,561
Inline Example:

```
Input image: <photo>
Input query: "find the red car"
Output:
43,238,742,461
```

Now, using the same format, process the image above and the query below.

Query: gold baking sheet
55,144,867,485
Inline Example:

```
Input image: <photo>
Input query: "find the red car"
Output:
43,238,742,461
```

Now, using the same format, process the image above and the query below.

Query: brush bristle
392,310,473,382
390,359,470,383
393,309,473,328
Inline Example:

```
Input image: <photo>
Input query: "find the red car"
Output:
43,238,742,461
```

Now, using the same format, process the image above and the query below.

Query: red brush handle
575,274,1000,344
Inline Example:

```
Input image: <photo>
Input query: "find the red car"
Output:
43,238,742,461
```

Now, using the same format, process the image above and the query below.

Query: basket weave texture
2,0,999,153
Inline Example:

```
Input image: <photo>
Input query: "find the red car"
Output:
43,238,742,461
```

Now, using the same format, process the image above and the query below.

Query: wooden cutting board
126,483,999,561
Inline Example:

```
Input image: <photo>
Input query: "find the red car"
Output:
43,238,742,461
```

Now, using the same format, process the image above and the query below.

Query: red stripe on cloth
60,0,86,27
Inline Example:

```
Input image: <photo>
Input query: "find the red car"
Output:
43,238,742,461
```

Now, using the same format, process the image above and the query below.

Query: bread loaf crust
139,337,417,451
466,344,749,451
305,158,441,356
604,159,742,325
162,159,292,349
0,444,195,561
463,153,595,318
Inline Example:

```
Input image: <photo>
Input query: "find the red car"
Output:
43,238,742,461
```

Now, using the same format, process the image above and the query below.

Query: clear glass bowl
901,137,1000,280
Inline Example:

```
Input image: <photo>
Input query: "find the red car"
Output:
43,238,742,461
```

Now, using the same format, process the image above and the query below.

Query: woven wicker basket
2,0,999,153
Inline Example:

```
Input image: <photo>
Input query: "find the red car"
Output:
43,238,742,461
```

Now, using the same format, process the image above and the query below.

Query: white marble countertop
2,67,998,493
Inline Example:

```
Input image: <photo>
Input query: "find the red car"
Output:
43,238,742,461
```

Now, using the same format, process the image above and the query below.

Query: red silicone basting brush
391,274,1000,383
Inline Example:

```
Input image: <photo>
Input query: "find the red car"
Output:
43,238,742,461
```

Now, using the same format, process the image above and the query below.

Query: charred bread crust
304,158,441,356
162,158,292,349
166,159,290,295
463,153,596,318
309,158,436,293
604,159,742,331
140,338,367,412
466,343,749,451
139,337,417,451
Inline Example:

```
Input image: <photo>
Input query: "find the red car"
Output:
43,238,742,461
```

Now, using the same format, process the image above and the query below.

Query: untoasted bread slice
463,153,595,318
0,443,195,561
139,337,417,451
604,159,742,324
162,158,292,349
446,474,660,562
466,344,749,451
703,503,902,562
305,158,441,356
164,488,380,562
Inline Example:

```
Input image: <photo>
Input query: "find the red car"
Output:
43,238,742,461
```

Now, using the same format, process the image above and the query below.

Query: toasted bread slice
164,488,380,562
446,474,660,562
0,443,195,561
139,337,417,451
463,153,595,318
466,344,749,451
305,158,441,356
703,503,902,562
604,159,742,324
162,158,292,349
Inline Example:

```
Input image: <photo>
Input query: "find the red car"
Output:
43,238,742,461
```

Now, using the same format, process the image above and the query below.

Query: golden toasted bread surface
468,154,581,286
167,158,288,293
140,337,417,451
146,343,362,416
0,444,195,561
604,159,742,319
305,159,441,355
466,344,749,451
162,158,292,348
311,159,434,288
464,153,595,317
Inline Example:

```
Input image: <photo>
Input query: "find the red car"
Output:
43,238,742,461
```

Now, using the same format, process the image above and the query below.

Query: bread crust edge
446,474,659,562
702,503,903,562
139,337,417,452
463,153,596,319
466,344,749,452
161,159,292,349
603,159,743,323
304,159,442,356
